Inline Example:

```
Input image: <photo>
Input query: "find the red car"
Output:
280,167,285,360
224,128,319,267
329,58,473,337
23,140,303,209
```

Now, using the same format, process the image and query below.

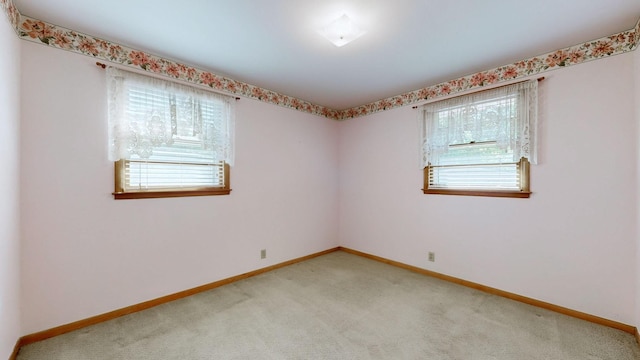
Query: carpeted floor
16,251,640,359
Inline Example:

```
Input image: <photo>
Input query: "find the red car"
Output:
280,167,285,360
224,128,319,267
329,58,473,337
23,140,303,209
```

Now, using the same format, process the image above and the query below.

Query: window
107,67,235,199
419,80,538,198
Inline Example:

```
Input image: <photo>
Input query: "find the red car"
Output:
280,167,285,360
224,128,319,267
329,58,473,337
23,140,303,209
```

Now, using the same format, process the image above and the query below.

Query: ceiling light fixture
318,14,366,47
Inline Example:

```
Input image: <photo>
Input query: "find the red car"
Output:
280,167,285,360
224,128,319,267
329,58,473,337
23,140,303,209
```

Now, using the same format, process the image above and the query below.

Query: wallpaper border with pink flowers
337,19,639,119
0,0,19,33
2,0,640,120
16,13,341,119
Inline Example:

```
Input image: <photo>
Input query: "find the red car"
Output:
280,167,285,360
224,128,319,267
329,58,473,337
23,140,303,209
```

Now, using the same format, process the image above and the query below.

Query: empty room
2,0,640,358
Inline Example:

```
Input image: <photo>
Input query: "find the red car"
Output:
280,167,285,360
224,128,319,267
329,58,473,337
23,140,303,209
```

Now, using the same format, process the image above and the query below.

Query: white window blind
419,80,537,193
107,67,235,192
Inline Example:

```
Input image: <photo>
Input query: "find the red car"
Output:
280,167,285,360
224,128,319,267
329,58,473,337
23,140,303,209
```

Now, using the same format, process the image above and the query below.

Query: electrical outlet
261,249,267,259
428,252,435,262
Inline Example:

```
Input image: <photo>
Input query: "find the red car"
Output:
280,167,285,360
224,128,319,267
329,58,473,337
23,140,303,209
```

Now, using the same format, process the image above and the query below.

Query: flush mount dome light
318,14,366,47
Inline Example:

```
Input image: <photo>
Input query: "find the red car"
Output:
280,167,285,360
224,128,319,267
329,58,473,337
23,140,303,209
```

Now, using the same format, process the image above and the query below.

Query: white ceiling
14,0,640,110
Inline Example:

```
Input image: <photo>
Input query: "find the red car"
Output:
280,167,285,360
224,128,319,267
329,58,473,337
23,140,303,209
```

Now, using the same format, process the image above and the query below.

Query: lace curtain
419,80,538,167
106,67,235,165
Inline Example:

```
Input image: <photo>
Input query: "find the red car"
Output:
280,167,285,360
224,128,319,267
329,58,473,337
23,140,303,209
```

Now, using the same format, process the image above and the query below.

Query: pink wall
339,53,638,325
12,14,640,337
635,46,640,329
0,11,21,359
19,41,339,334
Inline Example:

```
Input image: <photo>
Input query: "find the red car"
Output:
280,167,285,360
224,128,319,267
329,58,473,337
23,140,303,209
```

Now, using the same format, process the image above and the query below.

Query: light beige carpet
16,251,640,359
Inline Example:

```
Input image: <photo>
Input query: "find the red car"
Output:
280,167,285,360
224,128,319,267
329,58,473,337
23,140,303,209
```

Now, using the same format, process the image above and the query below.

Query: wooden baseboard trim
338,246,636,335
14,246,639,353
8,338,21,360
17,247,340,349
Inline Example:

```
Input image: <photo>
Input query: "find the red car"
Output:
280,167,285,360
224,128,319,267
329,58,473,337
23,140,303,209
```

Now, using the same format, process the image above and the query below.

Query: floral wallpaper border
337,20,640,119
2,0,640,121
0,0,19,33
16,14,340,119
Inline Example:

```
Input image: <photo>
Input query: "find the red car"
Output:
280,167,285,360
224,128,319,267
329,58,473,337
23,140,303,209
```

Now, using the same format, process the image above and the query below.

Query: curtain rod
96,62,241,100
411,77,544,109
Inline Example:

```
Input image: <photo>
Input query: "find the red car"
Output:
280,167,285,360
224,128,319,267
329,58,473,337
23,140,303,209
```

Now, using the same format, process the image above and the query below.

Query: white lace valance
419,80,538,168
106,67,236,165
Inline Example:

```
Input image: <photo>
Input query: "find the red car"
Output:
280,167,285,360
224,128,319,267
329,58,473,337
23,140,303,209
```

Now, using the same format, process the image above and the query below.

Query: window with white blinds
107,67,235,199
419,80,537,198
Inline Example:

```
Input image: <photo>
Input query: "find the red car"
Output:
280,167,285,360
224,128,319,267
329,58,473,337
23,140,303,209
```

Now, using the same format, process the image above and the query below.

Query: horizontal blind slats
429,163,520,190
124,160,224,190
117,76,229,191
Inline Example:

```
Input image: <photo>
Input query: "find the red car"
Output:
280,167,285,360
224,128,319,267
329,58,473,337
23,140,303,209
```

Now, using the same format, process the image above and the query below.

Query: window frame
106,67,235,200
419,79,538,198
113,160,231,200
422,157,530,198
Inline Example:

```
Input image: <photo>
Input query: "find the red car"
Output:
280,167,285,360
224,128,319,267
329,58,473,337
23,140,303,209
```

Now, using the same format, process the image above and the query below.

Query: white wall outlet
428,252,435,262
261,249,267,259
